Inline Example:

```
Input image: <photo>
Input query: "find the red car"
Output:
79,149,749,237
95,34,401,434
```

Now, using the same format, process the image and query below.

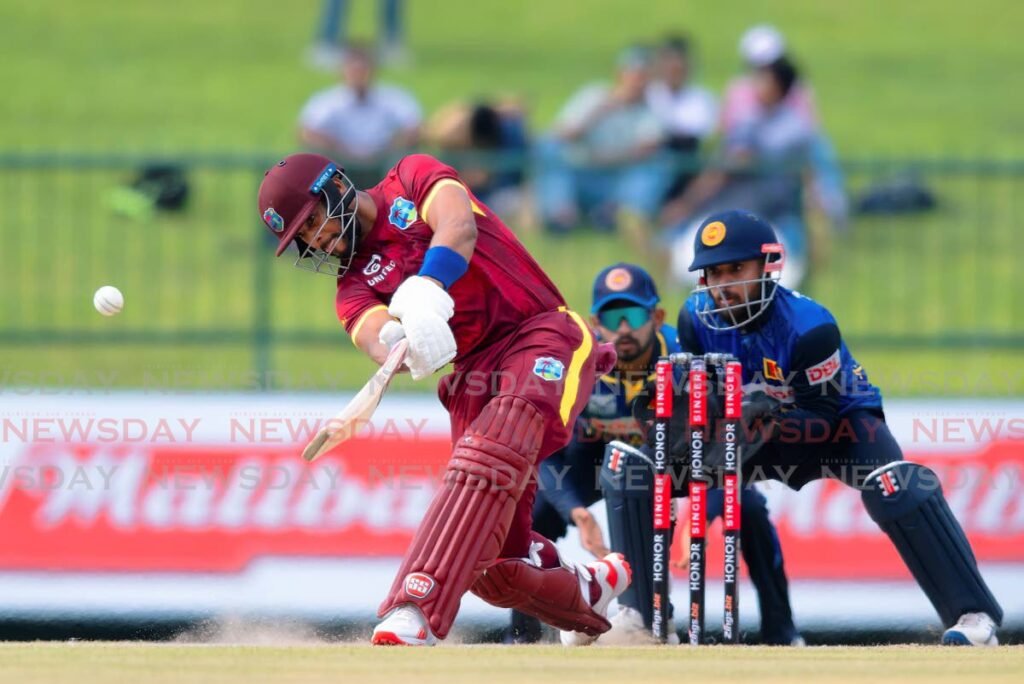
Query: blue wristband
419,246,469,290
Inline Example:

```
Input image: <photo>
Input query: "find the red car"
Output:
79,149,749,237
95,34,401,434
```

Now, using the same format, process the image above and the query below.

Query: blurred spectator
721,25,847,233
721,25,816,134
298,43,421,184
645,35,718,203
425,98,529,218
308,0,407,70
536,46,668,240
662,57,816,288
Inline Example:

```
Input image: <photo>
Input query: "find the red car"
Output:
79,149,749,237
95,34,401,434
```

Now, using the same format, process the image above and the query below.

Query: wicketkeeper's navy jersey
677,286,883,428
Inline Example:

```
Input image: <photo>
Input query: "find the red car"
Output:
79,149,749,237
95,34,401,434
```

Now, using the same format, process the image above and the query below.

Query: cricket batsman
256,153,631,646
661,209,1002,645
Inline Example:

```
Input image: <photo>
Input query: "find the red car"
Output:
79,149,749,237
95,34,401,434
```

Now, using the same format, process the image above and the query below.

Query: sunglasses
598,305,652,330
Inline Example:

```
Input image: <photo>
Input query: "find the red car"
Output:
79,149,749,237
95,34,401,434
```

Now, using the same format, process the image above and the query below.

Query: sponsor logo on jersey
262,208,285,233
605,267,632,291
805,349,842,385
763,357,784,382
363,254,384,275
364,255,397,286
388,197,418,230
404,572,436,599
532,357,565,382
586,392,618,417
701,221,727,247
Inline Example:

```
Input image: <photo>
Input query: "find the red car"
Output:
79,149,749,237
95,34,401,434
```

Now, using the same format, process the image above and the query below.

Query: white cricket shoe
598,605,680,646
371,604,438,646
560,552,633,647
942,612,998,646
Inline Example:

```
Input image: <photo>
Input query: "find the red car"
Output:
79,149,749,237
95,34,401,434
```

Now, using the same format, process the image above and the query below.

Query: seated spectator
424,98,529,218
721,25,816,134
661,57,816,289
722,25,847,233
298,42,421,185
645,34,718,203
536,46,668,242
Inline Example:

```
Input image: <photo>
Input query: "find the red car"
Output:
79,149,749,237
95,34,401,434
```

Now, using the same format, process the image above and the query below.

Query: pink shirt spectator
720,76,817,135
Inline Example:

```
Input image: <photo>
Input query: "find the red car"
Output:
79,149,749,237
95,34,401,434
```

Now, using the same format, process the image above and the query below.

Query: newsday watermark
1,366,1023,395
1,413,1022,445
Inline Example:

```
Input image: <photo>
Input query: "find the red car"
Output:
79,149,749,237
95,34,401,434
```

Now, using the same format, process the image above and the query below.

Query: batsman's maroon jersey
335,154,565,358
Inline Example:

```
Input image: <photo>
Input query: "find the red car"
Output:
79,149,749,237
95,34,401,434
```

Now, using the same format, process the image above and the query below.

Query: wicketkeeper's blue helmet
688,210,785,330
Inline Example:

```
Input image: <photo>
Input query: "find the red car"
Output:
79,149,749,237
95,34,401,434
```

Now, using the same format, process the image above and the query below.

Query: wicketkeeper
646,209,1002,646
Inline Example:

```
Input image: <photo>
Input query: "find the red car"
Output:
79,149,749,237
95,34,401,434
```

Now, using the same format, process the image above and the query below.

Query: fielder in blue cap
672,209,1003,645
506,262,801,646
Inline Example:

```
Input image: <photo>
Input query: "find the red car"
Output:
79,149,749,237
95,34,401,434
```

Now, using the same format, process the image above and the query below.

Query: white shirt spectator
556,83,663,163
299,84,422,158
645,82,718,140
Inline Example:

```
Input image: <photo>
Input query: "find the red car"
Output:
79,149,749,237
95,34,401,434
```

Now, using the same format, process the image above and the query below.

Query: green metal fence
0,153,1021,392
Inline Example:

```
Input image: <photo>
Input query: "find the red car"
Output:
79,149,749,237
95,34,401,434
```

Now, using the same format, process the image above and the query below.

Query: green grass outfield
2,1,1023,394
0,643,1022,684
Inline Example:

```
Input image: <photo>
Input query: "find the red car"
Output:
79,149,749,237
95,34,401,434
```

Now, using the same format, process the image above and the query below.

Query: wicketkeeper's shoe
942,612,998,646
560,552,632,647
598,605,680,646
371,604,438,646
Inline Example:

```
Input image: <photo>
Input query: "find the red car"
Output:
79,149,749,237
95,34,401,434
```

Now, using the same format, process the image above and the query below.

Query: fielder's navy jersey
577,324,682,447
678,287,882,420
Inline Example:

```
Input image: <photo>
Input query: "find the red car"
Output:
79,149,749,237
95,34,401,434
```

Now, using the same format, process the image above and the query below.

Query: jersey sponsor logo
586,392,618,417
605,267,633,291
363,254,384,276
363,255,397,286
262,208,285,233
404,572,436,599
763,357,784,382
532,357,565,382
388,197,418,230
805,349,842,386
700,221,727,247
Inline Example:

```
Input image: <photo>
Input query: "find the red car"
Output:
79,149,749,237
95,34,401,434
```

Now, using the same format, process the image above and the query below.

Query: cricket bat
301,338,409,462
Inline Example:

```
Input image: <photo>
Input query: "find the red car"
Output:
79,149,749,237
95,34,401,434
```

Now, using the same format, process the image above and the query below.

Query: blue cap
689,210,779,271
591,263,660,313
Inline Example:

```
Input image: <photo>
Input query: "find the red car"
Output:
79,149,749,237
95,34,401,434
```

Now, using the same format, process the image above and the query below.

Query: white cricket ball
93,285,124,316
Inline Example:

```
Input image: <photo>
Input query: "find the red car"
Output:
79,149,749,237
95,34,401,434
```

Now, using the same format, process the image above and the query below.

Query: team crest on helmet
533,357,565,382
605,267,632,291
389,197,419,230
701,221,727,246
262,208,285,233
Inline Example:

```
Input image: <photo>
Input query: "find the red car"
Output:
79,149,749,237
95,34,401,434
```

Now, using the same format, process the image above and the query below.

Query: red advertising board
1,406,1021,579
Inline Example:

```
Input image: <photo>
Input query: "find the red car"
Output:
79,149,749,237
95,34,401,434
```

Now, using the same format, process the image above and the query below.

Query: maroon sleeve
335,278,387,339
395,154,463,209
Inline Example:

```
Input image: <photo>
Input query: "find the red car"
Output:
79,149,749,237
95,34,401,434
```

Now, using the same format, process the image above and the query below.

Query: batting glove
388,275,455,322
